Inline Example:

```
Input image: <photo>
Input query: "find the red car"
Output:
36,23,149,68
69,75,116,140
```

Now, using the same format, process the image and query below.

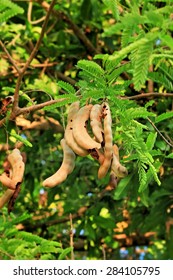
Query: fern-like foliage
10,131,33,147
131,41,153,90
148,72,173,91
77,60,106,88
0,0,24,24
148,60,173,91
106,62,131,85
0,211,72,260
43,94,78,112
155,111,173,124
58,81,76,94
102,0,120,20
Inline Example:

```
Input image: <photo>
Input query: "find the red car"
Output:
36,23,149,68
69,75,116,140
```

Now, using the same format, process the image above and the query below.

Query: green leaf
40,245,62,254
85,222,96,240
111,33,158,61
77,60,104,75
146,132,157,150
58,81,76,94
148,72,173,91
138,164,148,193
102,0,119,20
10,132,32,147
140,188,149,207
58,247,72,260
43,95,78,111
16,231,45,244
114,174,133,200
125,107,155,120
155,111,173,123
40,254,55,260
94,216,115,229
132,41,153,90
0,0,24,24
77,60,105,87
166,153,173,159
160,34,173,50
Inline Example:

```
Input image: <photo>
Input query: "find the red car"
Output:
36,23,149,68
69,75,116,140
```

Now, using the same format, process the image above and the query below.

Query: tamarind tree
0,0,173,260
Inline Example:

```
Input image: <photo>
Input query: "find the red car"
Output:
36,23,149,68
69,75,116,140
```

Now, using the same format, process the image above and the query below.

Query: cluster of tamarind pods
0,101,128,209
42,101,128,188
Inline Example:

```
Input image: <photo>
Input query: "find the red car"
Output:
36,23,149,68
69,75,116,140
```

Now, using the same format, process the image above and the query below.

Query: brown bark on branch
11,0,57,117
0,40,21,75
15,98,67,116
37,0,99,55
122,92,173,100
147,117,173,148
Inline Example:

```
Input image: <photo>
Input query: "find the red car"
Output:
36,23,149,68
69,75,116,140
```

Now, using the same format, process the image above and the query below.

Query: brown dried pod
43,138,76,188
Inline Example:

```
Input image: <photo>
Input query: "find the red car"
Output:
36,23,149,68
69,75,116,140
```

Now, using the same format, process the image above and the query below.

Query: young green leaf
10,132,32,147
155,111,173,123
58,81,76,94
146,132,157,150
58,247,72,260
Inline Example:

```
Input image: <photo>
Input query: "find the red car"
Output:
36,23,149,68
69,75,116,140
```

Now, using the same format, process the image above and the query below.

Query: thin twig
28,0,46,25
0,118,6,128
148,65,154,93
147,117,173,148
69,213,75,260
102,245,106,260
0,40,21,75
122,92,173,100
15,98,67,116
0,249,14,260
37,0,99,55
56,71,77,86
12,0,57,114
15,62,58,68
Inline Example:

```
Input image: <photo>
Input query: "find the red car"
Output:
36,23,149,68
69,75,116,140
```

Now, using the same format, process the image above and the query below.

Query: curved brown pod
98,102,113,179
0,173,15,190
90,104,104,144
89,148,105,165
73,104,101,150
43,138,76,188
111,144,128,178
64,102,89,156
0,148,25,209
0,189,14,209
7,148,25,187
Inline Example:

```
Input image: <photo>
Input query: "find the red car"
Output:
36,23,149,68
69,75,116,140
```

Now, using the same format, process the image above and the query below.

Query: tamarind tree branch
0,40,21,75
37,0,99,55
17,98,67,116
147,117,173,148
122,92,173,100
12,0,57,116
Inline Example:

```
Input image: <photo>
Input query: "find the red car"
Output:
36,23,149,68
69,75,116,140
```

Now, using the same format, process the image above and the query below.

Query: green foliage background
0,0,173,260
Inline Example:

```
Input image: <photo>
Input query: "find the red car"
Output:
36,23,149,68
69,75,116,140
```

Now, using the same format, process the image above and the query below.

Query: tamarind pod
111,144,128,178
7,148,25,186
73,104,101,150
0,189,14,209
67,101,80,122
43,138,76,188
89,148,105,165
65,127,89,156
65,102,89,156
98,102,113,179
0,173,16,190
0,149,24,209
90,104,104,144
109,171,120,189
